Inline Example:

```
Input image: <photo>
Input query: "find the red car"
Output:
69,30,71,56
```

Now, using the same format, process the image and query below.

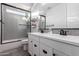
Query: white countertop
29,32,79,46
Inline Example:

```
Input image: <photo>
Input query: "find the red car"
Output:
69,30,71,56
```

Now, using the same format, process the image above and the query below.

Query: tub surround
0,39,28,53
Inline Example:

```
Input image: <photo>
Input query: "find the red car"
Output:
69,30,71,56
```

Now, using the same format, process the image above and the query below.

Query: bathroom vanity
28,32,79,56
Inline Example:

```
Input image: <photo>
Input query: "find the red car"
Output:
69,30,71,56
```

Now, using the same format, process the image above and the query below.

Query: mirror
46,3,67,29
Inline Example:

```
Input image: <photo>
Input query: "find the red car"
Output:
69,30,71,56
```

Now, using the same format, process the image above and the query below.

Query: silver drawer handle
34,44,37,47
53,53,56,56
0,20,5,24
43,49,47,54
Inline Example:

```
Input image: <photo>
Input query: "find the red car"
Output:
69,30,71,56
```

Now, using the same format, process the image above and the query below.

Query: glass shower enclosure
1,3,31,43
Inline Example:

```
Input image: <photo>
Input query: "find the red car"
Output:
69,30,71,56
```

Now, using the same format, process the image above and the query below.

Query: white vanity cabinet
33,40,40,56
53,49,68,56
67,3,79,28
70,45,79,56
40,37,70,56
28,34,69,56
28,33,79,56
28,34,40,56
28,34,33,55
39,43,53,56
51,40,72,56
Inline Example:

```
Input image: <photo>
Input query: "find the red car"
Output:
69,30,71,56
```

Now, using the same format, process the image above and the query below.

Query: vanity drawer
33,40,40,56
31,35,39,42
71,45,79,56
33,49,39,56
40,43,53,56
40,37,55,47
53,48,68,56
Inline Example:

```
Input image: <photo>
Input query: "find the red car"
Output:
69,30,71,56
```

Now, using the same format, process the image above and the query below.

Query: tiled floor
0,46,30,56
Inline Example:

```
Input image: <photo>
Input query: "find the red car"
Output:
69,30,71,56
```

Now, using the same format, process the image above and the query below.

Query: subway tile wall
52,30,79,36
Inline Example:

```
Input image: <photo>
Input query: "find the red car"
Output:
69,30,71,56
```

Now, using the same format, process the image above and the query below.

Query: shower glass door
1,4,31,43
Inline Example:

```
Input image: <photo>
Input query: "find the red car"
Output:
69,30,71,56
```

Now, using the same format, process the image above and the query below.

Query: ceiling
31,3,59,11
7,3,34,11
31,3,60,15
6,3,60,15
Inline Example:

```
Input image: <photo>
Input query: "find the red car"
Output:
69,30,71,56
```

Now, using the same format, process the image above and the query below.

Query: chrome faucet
60,29,67,35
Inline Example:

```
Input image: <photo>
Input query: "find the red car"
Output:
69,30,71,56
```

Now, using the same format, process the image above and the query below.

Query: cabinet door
33,40,40,56
71,45,79,56
46,4,67,28
40,37,72,55
52,40,72,56
40,43,53,56
67,3,79,28
53,49,67,56
28,35,33,55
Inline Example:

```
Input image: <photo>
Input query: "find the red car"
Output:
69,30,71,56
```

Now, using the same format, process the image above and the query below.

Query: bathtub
0,38,28,52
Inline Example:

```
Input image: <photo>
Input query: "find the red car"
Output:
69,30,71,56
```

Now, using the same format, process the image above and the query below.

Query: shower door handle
0,20,5,24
